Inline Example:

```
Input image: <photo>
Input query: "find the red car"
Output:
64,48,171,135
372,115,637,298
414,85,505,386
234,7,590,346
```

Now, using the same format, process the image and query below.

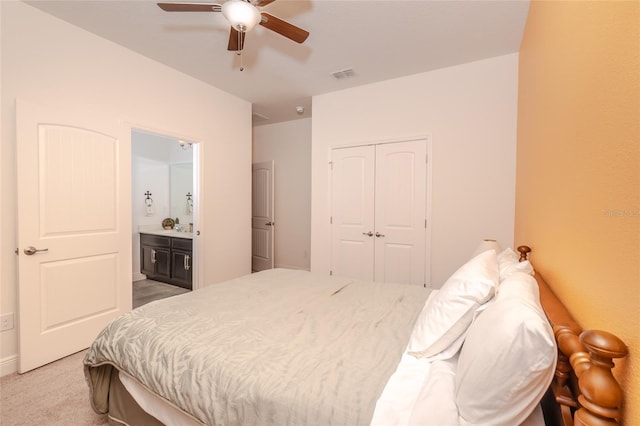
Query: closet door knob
362,231,373,237
375,232,385,238
23,246,49,256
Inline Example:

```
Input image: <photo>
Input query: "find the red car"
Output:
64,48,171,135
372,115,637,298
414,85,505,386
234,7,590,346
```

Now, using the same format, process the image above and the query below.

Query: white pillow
497,248,534,281
407,250,499,359
455,272,557,426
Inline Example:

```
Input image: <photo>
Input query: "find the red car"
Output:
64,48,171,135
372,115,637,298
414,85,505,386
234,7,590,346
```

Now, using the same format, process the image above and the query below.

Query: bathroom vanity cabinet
140,233,192,289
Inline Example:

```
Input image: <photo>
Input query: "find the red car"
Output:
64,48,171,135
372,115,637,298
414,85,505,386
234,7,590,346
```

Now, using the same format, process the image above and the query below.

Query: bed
84,245,628,426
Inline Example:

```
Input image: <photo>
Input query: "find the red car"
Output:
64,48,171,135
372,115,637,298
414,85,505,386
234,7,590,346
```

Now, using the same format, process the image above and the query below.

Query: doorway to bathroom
131,129,200,305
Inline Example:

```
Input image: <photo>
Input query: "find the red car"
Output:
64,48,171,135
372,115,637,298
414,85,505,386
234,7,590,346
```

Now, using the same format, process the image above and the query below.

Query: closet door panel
330,146,375,281
374,140,427,286
375,242,413,284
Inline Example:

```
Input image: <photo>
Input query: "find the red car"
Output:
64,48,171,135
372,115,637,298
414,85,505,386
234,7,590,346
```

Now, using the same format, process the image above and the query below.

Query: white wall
0,2,252,374
311,54,519,287
253,118,312,270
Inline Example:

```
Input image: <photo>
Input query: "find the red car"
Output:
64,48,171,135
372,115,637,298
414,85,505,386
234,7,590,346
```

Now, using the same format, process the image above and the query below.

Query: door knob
375,232,386,238
362,231,373,237
265,221,274,226
23,246,49,255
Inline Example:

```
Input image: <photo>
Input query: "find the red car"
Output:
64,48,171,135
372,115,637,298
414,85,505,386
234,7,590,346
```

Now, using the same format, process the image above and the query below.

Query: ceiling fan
157,0,309,52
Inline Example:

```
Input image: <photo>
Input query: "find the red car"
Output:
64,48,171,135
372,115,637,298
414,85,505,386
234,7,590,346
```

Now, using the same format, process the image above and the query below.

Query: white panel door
330,140,427,285
330,146,375,281
17,100,131,373
374,141,427,286
252,161,274,272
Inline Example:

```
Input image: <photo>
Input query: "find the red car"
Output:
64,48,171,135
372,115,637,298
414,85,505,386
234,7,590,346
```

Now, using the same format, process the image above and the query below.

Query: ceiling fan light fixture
222,0,261,32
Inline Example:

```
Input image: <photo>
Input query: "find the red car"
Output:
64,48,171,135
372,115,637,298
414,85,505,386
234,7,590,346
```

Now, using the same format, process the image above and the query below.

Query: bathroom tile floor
133,279,190,309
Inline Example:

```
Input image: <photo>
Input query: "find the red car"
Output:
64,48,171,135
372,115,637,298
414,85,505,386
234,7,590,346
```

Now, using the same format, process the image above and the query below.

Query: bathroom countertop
139,227,193,240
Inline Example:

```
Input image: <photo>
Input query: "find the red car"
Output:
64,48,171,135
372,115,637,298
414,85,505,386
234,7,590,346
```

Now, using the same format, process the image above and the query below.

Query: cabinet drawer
172,237,192,251
140,234,171,248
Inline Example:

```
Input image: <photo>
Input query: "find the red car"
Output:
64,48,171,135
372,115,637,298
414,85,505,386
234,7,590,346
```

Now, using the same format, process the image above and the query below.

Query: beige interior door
330,145,375,280
374,140,427,286
16,100,131,373
252,161,274,272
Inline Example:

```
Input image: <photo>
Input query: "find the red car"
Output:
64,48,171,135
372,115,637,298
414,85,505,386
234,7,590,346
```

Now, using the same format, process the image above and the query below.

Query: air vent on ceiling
252,112,269,123
331,68,355,80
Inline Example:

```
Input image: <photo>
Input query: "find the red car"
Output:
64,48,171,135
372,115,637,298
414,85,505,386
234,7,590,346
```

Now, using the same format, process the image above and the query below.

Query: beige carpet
0,350,108,426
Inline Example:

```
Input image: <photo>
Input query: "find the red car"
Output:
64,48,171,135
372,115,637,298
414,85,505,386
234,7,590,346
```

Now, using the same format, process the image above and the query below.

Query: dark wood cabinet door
140,245,170,279
171,250,192,289
154,248,171,278
140,245,155,276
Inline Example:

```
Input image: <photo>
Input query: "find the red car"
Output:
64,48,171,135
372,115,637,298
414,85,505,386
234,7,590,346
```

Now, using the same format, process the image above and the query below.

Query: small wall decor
144,191,154,216
186,192,193,214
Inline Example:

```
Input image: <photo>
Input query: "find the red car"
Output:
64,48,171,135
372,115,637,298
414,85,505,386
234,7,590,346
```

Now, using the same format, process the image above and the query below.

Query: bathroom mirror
170,163,193,227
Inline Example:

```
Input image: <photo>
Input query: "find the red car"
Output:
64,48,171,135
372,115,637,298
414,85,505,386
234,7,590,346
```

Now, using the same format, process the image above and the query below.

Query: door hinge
330,270,333,276
328,161,333,170
425,219,427,228
426,153,428,163
330,216,333,224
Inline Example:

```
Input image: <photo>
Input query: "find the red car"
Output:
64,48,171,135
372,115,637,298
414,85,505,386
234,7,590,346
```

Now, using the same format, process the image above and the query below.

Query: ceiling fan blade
259,12,309,44
157,3,221,12
255,0,277,6
227,27,246,51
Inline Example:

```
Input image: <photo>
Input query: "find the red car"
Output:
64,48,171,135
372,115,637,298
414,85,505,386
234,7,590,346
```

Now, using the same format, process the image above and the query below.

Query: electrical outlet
1,313,15,332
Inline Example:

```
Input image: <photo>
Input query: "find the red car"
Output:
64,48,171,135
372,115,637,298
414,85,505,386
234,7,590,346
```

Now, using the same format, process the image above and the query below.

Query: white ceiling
26,0,530,125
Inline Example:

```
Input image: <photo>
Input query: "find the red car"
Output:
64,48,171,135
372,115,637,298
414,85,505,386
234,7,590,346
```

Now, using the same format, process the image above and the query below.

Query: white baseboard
0,354,18,376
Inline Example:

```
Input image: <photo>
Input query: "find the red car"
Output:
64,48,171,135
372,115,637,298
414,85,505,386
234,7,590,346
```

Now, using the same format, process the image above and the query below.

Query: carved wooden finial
551,326,629,425
575,330,628,425
517,245,531,261
555,326,591,376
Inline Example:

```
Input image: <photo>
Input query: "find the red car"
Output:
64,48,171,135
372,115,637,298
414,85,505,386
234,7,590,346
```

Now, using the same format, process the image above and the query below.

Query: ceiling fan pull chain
238,29,244,71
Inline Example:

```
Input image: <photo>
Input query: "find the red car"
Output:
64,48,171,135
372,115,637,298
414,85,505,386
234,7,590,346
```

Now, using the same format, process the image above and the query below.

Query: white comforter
85,269,430,425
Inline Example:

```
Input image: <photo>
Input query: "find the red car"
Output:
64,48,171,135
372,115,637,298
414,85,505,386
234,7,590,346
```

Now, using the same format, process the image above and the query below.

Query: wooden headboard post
516,246,628,426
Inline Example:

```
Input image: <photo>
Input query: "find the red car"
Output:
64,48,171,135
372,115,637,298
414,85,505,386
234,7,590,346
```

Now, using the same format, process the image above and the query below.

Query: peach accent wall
515,1,639,423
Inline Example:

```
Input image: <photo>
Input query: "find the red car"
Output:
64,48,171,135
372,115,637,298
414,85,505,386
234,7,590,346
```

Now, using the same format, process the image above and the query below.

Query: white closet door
330,140,427,285
374,140,427,286
330,145,375,281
